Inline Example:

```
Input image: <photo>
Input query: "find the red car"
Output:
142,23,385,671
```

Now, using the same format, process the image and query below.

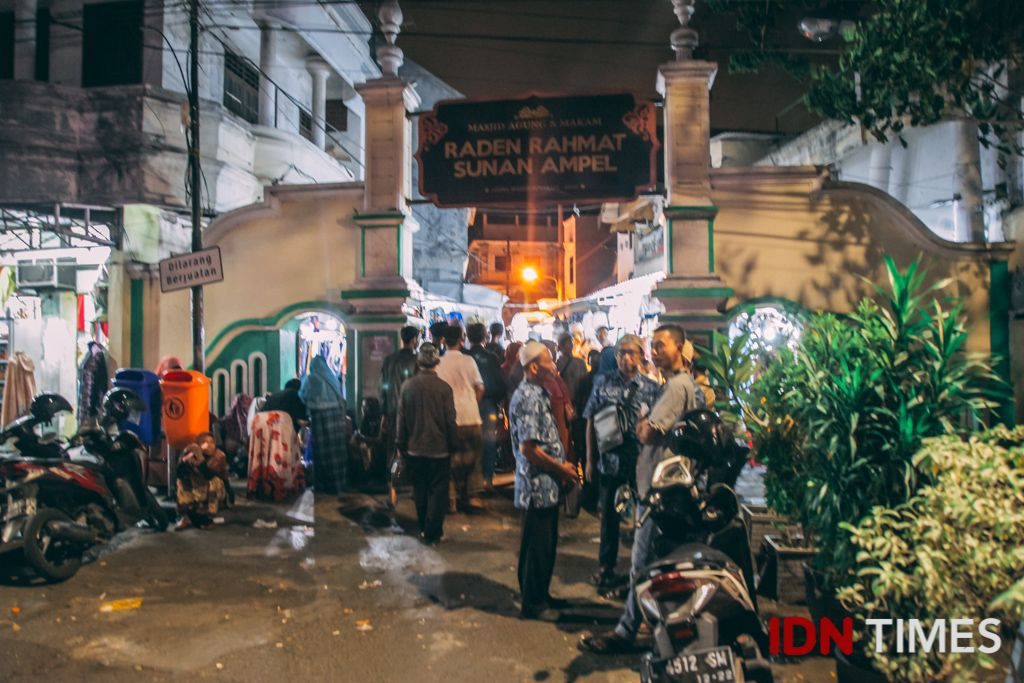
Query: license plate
659,645,736,683
4,495,35,520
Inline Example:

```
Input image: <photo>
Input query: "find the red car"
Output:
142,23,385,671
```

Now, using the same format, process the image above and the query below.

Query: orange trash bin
160,369,211,449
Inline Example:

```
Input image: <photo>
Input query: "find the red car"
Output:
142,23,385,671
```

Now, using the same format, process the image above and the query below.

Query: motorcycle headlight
650,456,694,489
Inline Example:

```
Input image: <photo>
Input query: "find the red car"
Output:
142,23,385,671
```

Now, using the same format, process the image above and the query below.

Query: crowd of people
380,319,715,633
173,317,717,641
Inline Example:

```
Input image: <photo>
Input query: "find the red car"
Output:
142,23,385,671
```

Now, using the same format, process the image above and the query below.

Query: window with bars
82,0,142,87
326,99,348,133
223,51,259,124
299,109,314,142
0,13,12,80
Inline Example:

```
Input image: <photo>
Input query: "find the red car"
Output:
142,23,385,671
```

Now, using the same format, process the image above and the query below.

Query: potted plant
837,426,1024,682
741,258,1003,674
698,330,804,547
759,257,1000,584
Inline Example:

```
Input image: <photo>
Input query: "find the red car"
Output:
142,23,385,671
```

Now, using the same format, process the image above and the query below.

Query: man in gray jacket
396,343,459,545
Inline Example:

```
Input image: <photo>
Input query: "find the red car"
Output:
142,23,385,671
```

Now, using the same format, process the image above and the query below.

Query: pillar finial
670,0,698,60
377,0,404,76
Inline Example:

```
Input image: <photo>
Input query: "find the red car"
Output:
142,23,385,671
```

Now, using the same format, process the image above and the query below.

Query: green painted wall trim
346,327,357,406
205,300,348,358
207,330,282,396
129,278,144,368
707,219,714,273
989,260,1014,425
657,287,734,299
340,288,410,300
354,212,404,222
360,227,366,277
397,223,403,277
664,205,718,216
665,219,674,273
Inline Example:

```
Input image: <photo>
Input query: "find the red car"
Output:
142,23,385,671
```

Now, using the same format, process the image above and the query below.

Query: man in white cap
508,340,580,621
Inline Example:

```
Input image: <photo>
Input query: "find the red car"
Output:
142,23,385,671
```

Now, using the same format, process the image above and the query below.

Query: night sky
374,0,828,135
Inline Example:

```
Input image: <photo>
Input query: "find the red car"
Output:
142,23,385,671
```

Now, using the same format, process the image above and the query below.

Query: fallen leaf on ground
99,598,143,613
355,619,373,632
342,608,354,615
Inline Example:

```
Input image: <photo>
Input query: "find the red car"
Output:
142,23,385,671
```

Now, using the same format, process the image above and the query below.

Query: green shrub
710,257,1003,587
837,426,1024,681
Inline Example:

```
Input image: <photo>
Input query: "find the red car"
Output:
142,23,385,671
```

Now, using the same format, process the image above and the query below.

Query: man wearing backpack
580,334,660,593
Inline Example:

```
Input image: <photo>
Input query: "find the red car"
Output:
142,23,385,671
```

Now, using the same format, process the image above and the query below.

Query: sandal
578,631,635,655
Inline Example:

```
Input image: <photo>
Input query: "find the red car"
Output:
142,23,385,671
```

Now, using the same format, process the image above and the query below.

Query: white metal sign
159,247,224,293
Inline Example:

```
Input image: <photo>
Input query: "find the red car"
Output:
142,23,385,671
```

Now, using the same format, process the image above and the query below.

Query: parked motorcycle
68,388,169,532
625,409,773,683
0,390,167,582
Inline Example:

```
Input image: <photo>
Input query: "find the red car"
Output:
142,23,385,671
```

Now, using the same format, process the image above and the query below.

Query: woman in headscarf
299,356,348,495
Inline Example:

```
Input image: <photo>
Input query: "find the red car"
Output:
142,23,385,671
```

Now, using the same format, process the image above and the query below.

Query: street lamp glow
521,266,539,283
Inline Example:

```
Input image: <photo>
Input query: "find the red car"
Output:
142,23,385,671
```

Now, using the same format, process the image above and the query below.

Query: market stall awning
604,197,659,233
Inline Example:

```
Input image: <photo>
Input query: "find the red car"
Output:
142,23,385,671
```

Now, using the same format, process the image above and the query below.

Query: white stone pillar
258,25,277,128
306,57,330,150
652,0,731,342
953,120,985,242
14,0,37,80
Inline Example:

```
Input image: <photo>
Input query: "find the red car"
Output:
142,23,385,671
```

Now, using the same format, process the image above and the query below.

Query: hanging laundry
77,342,110,428
1,352,37,427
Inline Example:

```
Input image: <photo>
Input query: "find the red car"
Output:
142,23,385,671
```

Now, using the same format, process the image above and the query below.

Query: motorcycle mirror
613,485,634,519
700,483,740,531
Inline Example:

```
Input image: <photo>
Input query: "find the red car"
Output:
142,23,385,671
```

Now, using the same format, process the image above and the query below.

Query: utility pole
188,0,205,372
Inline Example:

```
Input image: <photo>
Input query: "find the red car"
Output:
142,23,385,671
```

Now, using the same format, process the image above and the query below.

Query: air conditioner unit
15,256,78,292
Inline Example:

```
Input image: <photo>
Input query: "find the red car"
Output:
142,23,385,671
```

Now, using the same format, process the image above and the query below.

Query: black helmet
669,409,723,464
102,388,144,422
30,393,73,421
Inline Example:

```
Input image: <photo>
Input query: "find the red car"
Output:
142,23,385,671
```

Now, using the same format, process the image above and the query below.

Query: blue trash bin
113,369,162,445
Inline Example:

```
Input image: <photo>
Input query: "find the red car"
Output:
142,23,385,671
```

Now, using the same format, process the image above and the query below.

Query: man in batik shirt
508,341,580,621
581,333,660,592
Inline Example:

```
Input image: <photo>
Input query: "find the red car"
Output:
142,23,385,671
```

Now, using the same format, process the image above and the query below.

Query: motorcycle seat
649,543,739,573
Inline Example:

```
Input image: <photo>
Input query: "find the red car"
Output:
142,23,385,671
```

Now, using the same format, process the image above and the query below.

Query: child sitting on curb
197,431,234,509
175,441,228,530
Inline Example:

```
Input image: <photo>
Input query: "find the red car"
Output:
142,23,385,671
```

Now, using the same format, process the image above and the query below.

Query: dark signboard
416,93,659,208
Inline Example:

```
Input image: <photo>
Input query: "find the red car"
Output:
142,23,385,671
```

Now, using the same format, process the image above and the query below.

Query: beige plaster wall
710,167,1008,355
201,183,367,359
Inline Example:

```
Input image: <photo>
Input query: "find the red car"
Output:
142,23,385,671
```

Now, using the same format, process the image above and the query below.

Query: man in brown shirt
396,343,459,545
